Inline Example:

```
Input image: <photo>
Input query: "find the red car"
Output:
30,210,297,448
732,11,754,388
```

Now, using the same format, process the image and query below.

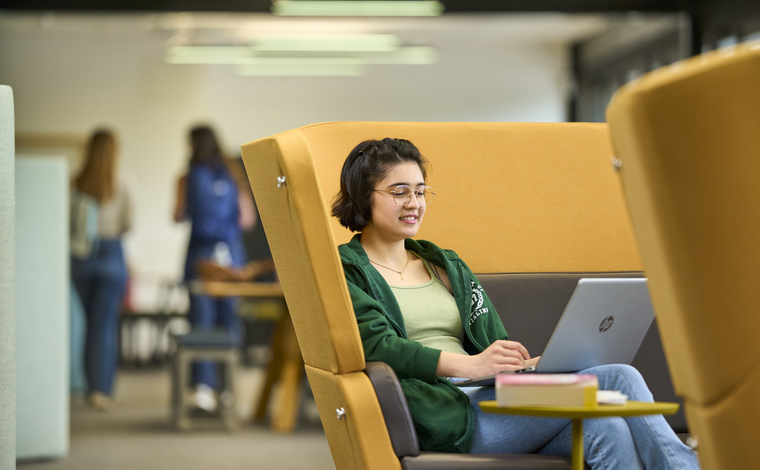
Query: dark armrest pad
364,361,420,458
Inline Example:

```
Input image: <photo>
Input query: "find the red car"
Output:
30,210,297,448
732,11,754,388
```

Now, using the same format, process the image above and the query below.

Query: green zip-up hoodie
339,234,509,453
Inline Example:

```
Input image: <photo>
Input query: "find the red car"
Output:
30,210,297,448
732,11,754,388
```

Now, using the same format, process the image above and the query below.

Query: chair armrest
364,361,420,458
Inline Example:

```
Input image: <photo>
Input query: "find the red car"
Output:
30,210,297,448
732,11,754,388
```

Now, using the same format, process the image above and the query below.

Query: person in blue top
332,138,700,469
173,125,250,411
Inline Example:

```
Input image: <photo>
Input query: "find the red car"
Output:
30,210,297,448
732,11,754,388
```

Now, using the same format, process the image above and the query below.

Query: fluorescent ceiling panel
271,1,444,17
165,45,437,65
237,56,365,65
250,33,401,52
236,63,366,76
365,46,437,64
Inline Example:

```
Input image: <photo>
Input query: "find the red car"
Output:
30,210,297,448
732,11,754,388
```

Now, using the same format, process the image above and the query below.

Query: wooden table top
190,281,284,298
479,400,679,419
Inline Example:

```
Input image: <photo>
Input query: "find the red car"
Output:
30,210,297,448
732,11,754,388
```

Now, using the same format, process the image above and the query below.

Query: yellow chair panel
263,121,641,274
242,134,365,375
305,365,400,470
607,42,760,469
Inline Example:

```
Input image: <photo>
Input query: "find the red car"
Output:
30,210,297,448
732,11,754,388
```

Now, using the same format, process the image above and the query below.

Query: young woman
332,138,699,469
173,125,250,411
71,128,133,411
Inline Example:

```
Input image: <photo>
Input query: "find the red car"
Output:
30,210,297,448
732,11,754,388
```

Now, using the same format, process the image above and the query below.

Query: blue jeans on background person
464,364,700,470
69,281,88,393
183,237,246,390
71,239,128,397
187,293,242,389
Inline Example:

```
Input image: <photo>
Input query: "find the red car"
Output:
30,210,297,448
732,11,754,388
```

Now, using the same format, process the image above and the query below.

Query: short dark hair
332,138,428,232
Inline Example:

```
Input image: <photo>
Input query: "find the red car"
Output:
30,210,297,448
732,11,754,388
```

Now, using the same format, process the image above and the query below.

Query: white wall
15,157,69,460
0,13,602,304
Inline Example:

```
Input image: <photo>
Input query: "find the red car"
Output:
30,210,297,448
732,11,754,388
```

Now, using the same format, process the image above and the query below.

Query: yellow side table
479,400,679,470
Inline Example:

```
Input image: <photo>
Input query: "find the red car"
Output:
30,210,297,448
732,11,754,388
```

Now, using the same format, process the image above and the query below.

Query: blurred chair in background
119,279,189,367
171,329,240,431
607,42,760,470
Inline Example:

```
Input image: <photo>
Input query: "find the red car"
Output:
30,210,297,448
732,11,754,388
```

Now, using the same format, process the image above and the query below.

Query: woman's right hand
437,340,531,379
467,340,531,377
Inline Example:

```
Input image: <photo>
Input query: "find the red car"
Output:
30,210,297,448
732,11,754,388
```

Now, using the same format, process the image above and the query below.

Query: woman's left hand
525,356,541,369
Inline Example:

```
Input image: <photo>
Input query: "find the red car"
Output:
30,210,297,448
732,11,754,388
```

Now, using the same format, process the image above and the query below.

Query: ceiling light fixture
250,33,401,52
164,34,438,76
165,44,437,66
236,59,366,76
271,0,445,17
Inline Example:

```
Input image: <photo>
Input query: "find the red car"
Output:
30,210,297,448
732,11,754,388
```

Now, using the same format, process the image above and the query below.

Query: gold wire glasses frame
373,185,436,207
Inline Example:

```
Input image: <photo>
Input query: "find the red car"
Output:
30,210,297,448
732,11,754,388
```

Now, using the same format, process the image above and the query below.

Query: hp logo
599,316,614,333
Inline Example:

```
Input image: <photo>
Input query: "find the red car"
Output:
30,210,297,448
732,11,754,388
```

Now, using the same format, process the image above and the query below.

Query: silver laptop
456,278,655,387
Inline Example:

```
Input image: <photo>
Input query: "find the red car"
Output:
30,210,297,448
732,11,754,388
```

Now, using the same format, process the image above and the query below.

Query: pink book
495,374,597,386
495,374,599,406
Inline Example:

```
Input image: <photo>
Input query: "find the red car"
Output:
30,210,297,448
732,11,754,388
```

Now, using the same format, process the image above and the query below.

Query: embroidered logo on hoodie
469,281,489,325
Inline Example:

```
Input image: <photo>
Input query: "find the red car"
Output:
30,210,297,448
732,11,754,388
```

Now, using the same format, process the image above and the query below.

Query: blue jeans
187,293,242,388
71,239,127,396
465,364,700,470
184,238,245,389
69,281,88,393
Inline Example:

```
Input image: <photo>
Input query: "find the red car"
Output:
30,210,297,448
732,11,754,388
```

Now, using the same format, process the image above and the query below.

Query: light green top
391,259,468,356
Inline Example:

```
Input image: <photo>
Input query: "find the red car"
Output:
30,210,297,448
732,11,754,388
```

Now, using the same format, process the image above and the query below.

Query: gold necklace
369,251,411,280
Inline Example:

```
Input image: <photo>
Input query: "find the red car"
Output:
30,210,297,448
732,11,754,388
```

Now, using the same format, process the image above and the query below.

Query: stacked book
495,374,600,407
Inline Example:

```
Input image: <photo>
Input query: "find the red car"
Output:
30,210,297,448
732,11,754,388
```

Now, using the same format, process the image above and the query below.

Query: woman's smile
400,213,419,224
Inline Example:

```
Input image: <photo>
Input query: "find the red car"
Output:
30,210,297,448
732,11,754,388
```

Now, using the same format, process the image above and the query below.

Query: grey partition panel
15,157,69,460
0,85,16,470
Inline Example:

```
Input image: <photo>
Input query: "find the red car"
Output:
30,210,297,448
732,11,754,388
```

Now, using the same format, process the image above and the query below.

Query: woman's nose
404,193,421,208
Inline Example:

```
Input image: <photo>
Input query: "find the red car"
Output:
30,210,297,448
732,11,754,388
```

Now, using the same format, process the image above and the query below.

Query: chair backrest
241,122,641,469
607,43,760,470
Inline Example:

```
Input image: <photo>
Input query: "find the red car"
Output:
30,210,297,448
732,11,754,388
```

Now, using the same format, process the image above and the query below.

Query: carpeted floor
17,366,336,470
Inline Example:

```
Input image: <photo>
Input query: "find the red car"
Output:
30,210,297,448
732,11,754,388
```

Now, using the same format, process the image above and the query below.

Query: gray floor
18,366,336,470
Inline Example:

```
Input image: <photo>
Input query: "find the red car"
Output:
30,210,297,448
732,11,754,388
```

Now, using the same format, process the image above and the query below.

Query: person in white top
70,128,133,411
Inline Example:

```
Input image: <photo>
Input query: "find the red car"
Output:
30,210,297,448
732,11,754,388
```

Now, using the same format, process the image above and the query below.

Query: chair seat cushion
173,330,239,348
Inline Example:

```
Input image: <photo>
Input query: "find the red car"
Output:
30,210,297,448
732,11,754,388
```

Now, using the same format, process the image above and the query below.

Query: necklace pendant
400,273,405,281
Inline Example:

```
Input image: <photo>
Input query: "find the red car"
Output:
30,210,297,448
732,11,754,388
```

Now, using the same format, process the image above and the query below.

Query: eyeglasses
373,185,436,207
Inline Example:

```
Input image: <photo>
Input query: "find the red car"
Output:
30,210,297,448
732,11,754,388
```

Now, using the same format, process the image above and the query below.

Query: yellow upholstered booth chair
241,122,641,470
607,43,760,470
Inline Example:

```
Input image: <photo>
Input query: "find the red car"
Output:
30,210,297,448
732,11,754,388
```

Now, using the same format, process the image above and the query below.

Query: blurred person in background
71,128,133,411
173,125,253,411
